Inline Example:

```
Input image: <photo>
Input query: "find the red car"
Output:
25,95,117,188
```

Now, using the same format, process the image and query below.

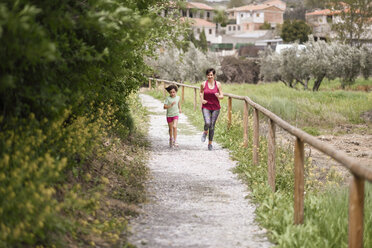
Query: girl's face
207,72,214,81
169,89,177,98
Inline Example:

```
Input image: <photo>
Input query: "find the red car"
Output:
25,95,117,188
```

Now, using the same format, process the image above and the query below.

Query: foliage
281,20,312,43
326,0,372,47
228,0,246,8
0,0,184,246
260,37,368,91
147,43,221,83
284,5,306,21
219,56,260,84
213,9,228,27
360,46,372,80
215,82,372,132
260,21,272,30
0,0,182,124
305,0,327,9
199,30,208,53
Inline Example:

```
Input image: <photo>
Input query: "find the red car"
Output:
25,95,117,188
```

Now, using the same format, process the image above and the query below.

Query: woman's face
207,72,214,81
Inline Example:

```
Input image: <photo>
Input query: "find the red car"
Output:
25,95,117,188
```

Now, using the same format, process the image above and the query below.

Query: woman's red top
202,80,220,110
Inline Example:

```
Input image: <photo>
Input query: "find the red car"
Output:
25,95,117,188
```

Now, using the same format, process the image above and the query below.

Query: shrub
219,56,260,84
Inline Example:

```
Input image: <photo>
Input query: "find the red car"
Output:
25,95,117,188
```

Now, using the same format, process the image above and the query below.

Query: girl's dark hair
165,84,178,92
206,68,216,75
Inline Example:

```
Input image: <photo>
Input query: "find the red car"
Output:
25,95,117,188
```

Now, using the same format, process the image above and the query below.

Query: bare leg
168,121,174,146
172,119,178,144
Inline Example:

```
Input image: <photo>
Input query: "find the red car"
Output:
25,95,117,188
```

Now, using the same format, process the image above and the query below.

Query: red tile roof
306,9,332,16
228,4,284,12
188,2,214,11
181,17,215,28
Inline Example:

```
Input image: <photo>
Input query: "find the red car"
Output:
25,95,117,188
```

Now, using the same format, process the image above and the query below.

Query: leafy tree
281,20,312,43
213,9,228,28
259,37,365,91
284,5,307,20
259,48,282,83
147,43,221,83
228,0,246,8
0,0,186,246
360,46,372,79
0,0,183,125
260,22,272,30
305,0,327,9
304,38,338,91
326,0,372,47
199,30,208,52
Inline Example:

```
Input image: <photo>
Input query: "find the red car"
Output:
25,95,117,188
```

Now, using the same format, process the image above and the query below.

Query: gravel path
128,94,272,248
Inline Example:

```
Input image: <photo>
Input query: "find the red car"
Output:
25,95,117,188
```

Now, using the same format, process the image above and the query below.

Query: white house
226,3,285,35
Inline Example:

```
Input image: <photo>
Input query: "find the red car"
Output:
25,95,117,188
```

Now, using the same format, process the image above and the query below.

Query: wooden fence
148,78,372,248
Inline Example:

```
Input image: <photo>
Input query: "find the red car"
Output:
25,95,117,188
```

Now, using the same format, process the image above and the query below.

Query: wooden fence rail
148,78,371,248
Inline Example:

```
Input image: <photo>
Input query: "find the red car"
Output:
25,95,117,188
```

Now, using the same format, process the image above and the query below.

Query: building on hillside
182,18,220,44
306,8,372,46
305,9,335,41
181,2,216,21
162,2,215,21
226,3,285,34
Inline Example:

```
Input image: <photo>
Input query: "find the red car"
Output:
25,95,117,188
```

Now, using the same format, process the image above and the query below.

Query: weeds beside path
128,94,272,248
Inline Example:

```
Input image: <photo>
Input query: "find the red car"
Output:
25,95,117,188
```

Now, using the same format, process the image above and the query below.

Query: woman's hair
165,84,178,92
206,68,216,75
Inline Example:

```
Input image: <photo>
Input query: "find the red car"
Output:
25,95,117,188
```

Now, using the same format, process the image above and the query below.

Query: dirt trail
128,94,272,248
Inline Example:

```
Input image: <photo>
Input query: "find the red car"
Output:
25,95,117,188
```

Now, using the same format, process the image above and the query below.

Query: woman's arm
200,82,207,104
215,81,224,99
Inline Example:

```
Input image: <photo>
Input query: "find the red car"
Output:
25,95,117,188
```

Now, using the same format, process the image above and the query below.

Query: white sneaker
201,132,207,142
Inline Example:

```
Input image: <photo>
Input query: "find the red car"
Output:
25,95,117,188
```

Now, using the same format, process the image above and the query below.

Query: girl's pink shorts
166,116,179,123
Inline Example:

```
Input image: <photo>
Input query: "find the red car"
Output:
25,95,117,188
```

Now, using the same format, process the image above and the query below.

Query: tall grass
146,83,372,247
220,81,372,134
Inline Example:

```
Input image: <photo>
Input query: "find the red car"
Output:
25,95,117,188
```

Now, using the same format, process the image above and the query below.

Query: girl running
164,84,181,148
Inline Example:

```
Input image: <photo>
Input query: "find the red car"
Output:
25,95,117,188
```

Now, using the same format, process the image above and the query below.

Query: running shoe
201,132,207,142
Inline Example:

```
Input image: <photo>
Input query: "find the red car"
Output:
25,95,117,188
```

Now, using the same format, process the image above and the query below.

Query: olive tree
360,45,372,79
147,43,221,83
259,48,282,83
332,43,362,87
304,38,338,91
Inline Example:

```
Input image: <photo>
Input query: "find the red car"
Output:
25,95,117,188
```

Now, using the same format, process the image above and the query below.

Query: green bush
0,0,183,246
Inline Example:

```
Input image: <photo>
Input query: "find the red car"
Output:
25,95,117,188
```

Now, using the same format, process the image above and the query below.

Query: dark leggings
202,108,220,141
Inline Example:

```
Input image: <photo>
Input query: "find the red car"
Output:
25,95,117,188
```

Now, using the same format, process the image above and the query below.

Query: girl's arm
215,82,224,99
200,82,207,104
164,102,176,109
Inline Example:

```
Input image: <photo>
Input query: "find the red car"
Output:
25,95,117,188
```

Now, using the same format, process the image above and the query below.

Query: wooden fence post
253,108,259,165
228,97,232,129
148,79,152,89
182,86,185,103
348,175,364,248
268,119,276,192
155,80,158,89
243,100,249,147
294,137,305,224
194,88,197,110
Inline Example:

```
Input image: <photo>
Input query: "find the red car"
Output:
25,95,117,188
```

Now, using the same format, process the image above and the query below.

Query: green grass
145,83,372,248
217,80,372,134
